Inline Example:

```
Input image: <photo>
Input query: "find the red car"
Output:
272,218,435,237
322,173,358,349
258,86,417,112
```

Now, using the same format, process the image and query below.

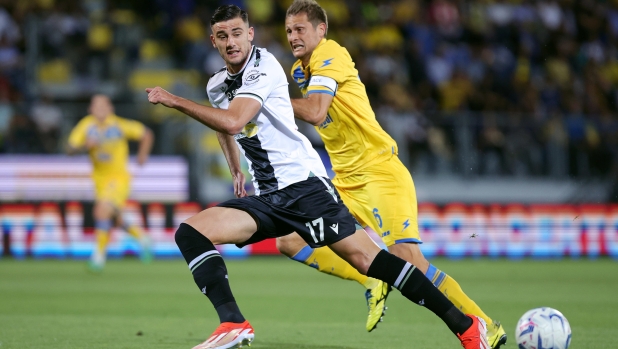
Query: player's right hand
233,172,247,198
85,137,99,150
145,86,178,108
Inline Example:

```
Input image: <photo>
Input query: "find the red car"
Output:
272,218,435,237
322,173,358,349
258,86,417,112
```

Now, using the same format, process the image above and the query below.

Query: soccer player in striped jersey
277,0,507,347
146,5,489,349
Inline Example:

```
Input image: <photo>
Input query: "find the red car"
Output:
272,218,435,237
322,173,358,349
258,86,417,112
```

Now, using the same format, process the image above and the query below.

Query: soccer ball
515,307,572,349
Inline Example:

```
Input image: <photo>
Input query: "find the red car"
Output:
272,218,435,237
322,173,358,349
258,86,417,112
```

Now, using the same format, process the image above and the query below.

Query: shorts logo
330,223,339,234
402,219,410,232
201,286,207,294
381,230,390,237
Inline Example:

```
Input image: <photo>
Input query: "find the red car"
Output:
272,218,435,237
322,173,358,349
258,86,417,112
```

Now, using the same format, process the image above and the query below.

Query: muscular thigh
184,206,258,245
334,156,420,247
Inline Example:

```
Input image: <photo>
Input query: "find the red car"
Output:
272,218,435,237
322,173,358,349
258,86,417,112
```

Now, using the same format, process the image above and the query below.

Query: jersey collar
227,45,257,78
301,38,327,70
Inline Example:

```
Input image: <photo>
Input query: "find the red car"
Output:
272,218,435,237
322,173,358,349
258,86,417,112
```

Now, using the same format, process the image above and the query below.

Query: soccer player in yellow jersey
67,94,154,272
277,0,507,347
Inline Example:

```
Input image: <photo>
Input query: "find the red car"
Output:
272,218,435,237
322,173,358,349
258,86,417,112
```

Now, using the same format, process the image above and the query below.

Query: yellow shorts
332,155,420,246
93,173,131,208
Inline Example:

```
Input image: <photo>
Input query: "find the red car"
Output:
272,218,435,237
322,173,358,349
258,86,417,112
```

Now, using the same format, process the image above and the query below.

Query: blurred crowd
1,0,618,179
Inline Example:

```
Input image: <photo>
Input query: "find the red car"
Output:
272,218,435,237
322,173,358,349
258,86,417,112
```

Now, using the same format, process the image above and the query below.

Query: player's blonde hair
286,0,328,35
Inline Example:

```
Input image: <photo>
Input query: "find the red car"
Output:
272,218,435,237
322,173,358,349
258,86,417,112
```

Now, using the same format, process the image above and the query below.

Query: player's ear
317,22,326,38
247,26,254,42
210,34,216,48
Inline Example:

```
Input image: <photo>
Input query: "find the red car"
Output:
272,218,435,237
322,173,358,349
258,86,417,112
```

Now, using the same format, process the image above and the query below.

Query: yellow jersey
291,38,397,177
68,114,145,176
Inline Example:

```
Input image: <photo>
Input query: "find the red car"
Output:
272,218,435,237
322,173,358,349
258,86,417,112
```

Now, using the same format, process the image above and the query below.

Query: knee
276,234,306,258
93,202,114,221
389,243,430,273
175,222,213,249
345,253,373,275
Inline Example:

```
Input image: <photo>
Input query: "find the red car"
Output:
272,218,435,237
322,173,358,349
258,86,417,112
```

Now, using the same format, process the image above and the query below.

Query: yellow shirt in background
68,114,145,176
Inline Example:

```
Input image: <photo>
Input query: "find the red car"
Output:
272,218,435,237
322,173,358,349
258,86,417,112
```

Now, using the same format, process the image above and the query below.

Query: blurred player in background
276,0,507,347
67,94,154,272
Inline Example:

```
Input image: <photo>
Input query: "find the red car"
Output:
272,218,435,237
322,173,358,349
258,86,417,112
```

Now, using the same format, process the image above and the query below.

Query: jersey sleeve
235,60,278,106
67,118,90,148
118,118,146,140
306,44,347,96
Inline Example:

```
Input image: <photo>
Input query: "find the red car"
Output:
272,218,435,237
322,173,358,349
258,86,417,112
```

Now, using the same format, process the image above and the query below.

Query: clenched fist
145,87,178,108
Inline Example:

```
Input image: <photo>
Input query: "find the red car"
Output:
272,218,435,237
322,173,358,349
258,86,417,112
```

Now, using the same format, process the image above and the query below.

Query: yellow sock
95,228,110,254
426,264,493,325
125,225,144,240
291,246,378,289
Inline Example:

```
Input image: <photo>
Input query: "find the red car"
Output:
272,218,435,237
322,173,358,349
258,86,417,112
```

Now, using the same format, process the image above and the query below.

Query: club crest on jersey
293,66,308,89
234,122,258,140
245,70,266,86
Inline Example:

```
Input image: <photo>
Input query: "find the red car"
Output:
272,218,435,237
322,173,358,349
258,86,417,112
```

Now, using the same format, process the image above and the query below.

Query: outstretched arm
145,87,261,135
217,132,247,198
291,92,334,126
137,128,154,166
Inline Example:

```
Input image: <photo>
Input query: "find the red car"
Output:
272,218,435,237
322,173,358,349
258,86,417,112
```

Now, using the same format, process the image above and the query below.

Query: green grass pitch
0,257,616,348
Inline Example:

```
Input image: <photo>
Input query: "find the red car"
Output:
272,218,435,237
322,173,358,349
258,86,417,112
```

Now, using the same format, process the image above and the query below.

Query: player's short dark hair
286,0,328,35
210,5,249,27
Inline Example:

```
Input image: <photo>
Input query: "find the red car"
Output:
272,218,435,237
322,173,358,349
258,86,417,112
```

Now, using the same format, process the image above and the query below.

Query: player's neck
301,54,312,68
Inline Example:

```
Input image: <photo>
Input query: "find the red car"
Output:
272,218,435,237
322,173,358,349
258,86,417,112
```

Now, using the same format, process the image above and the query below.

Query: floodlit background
1,1,618,348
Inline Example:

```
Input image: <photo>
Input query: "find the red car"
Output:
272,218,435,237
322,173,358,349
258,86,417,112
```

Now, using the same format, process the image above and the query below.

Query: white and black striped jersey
207,46,327,195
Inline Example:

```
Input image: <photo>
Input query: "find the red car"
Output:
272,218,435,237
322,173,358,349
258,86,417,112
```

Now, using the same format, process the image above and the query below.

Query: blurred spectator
5,112,42,154
30,95,62,153
0,77,13,151
0,0,617,180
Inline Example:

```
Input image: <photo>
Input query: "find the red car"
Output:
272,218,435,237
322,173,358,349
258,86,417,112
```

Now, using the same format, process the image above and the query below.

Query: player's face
210,17,254,73
285,13,326,64
89,95,114,122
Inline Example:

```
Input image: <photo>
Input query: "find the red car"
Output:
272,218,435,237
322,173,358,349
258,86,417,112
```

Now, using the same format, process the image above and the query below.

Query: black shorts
217,176,361,248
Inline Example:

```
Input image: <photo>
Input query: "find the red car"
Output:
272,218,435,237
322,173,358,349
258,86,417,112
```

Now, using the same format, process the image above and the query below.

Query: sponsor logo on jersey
318,114,333,129
226,88,238,101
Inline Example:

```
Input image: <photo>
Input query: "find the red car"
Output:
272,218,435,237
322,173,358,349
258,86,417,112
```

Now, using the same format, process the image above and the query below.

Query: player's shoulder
248,46,281,72
114,115,140,125
207,67,227,85
206,67,227,96
310,39,348,67
75,115,95,127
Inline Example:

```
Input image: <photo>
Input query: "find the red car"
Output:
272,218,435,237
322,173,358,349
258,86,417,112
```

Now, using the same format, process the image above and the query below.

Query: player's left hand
145,87,178,108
